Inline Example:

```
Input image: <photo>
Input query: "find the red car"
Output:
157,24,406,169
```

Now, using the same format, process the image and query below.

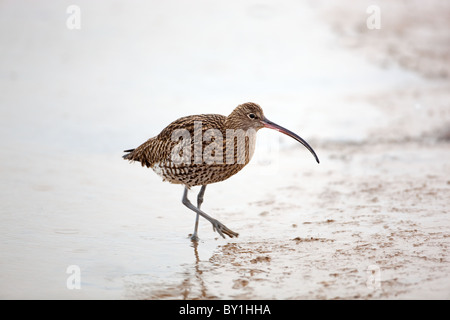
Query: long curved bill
261,118,320,164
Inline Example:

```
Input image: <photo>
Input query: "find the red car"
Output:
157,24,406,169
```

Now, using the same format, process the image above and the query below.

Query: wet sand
125,1,450,299
0,1,449,299
125,141,450,299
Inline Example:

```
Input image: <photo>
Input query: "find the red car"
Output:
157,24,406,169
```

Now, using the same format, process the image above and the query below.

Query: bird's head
227,102,320,164
227,102,266,131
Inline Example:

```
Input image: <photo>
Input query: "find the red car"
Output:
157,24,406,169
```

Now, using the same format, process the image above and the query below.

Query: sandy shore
0,0,449,299
126,1,450,299
124,140,450,299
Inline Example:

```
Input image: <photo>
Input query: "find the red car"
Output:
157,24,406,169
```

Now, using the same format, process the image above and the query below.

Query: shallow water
1,1,448,299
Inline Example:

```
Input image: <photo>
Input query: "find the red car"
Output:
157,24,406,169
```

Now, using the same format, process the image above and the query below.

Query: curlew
123,102,319,241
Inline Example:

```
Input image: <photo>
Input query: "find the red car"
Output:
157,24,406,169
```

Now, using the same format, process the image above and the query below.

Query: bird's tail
122,148,136,160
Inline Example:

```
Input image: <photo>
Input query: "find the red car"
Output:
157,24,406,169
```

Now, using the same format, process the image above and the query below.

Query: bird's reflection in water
124,239,220,299
179,240,210,299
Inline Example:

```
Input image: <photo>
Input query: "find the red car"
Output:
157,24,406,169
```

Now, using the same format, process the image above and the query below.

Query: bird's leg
190,185,207,242
182,186,238,239
197,185,206,208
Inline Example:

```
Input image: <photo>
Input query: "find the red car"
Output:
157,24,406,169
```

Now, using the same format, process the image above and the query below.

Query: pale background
0,0,449,299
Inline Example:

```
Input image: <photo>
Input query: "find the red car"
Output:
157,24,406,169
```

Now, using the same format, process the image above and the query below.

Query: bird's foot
211,219,239,239
190,233,200,242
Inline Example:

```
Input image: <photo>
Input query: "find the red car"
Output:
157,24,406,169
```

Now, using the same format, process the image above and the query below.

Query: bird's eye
248,113,257,119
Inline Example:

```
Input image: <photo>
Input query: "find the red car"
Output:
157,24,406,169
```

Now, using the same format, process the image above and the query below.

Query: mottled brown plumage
123,103,264,187
123,102,319,241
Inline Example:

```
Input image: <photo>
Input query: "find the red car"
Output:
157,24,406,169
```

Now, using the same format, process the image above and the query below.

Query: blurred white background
1,0,447,299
